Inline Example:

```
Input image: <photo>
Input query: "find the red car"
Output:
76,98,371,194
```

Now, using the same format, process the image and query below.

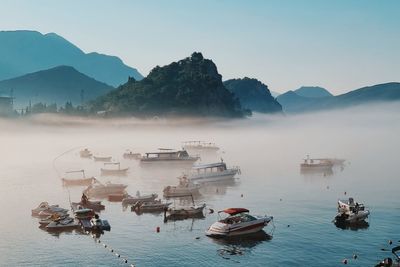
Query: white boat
140,149,199,163
182,141,219,151
163,176,200,197
189,161,240,183
80,148,92,158
168,203,206,217
206,208,273,237
83,182,127,198
100,162,129,176
122,192,158,205
300,156,333,172
45,217,80,231
94,156,112,162
31,202,69,217
123,150,141,160
334,197,370,224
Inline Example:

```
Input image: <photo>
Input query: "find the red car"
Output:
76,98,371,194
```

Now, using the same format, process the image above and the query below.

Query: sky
0,0,399,94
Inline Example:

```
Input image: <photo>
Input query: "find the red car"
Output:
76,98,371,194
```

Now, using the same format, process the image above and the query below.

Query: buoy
287,225,290,227
279,198,282,201
344,191,347,195
124,259,128,263
389,240,393,245
115,253,120,257
353,254,358,259
131,264,135,267
342,259,348,264
241,194,243,198
327,186,330,189
103,244,107,248
98,240,101,243
195,237,200,240
156,226,160,233
111,249,114,252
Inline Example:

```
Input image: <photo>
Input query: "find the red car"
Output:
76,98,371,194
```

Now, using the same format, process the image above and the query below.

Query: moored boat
334,197,370,225
94,156,112,162
182,141,219,151
300,156,333,172
206,208,273,237
45,217,80,231
122,192,158,206
83,182,128,198
188,160,240,183
100,162,129,176
123,150,141,160
39,213,69,227
167,203,206,218
132,199,172,212
163,176,200,197
80,148,92,158
61,170,97,187
31,202,69,217
140,149,199,163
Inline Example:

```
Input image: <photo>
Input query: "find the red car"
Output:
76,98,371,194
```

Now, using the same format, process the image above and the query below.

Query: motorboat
31,202,69,217
93,156,112,162
39,213,69,227
61,170,97,187
80,148,92,158
122,192,158,206
85,214,111,231
45,217,80,231
334,197,370,224
83,182,128,198
100,162,129,176
163,176,200,197
140,149,199,163
188,160,240,183
71,199,105,211
132,199,172,212
74,208,95,220
321,158,346,166
300,155,333,172
182,141,219,152
206,208,273,237
167,203,206,218
123,150,141,160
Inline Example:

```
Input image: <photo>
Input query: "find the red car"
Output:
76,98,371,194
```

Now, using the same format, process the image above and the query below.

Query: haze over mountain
294,86,333,98
277,82,400,113
0,30,143,86
224,77,282,113
0,66,114,108
92,52,245,117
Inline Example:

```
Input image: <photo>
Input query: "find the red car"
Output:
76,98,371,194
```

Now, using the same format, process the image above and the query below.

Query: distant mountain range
294,86,333,98
92,52,245,117
0,66,114,108
224,77,282,113
0,30,142,86
277,83,400,113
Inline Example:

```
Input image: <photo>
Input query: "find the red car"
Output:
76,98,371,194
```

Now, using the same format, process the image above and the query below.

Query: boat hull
189,169,237,183
100,168,128,176
206,217,272,237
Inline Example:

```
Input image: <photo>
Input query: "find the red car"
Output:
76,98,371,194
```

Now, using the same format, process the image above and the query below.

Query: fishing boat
334,197,370,224
80,148,92,158
182,141,219,151
83,182,128,198
123,150,141,160
140,149,199,163
80,214,111,231
100,162,129,176
300,155,333,172
132,199,172,212
122,192,158,206
206,208,273,237
93,156,112,162
168,203,206,218
74,208,95,220
39,213,69,227
163,176,200,197
31,202,69,217
188,160,240,183
71,200,105,211
61,170,97,187
45,217,80,231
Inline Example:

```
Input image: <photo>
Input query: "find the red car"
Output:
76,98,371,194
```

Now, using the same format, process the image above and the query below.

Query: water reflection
198,179,239,197
334,221,370,231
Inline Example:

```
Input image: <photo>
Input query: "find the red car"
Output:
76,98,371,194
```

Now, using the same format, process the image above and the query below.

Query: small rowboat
100,162,129,176
122,193,158,206
168,203,206,217
61,170,97,187
94,156,112,162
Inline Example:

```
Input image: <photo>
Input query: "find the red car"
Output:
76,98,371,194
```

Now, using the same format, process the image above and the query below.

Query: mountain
0,66,114,108
223,77,282,113
270,91,280,98
277,82,400,113
0,30,143,86
92,52,244,117
294,86,333,98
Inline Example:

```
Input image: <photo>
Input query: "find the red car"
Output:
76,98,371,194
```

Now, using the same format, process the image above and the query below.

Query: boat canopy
192,162,226,170
220,208,249,215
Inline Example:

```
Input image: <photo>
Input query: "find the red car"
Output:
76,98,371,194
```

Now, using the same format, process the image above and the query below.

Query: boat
375,246,399,267
45,217,80,231
39,213,69,227
123,150,141,160
300,156,333,172
122,192,158,206
93,156,112,162
206,208,273,237
80,148,92,158
61,170,97,187
132,199,172,212
71,200,105,211
140,149,199,163
100,162,129,176
334,197,370,224
163,176,200,197
83,182,128,198
81,214,111,231
321,158,346,166
188,160,240,183
74,208,95,220
168,203,206,218
31,202,69,217
182,141,219,151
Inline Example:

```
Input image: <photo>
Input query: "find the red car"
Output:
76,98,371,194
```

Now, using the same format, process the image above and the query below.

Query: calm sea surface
0,107,399,266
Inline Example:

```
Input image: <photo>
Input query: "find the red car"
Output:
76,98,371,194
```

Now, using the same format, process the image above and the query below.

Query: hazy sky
1,0,399,94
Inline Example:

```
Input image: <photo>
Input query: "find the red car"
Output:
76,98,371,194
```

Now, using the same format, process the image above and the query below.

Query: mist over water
0,102,399,266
